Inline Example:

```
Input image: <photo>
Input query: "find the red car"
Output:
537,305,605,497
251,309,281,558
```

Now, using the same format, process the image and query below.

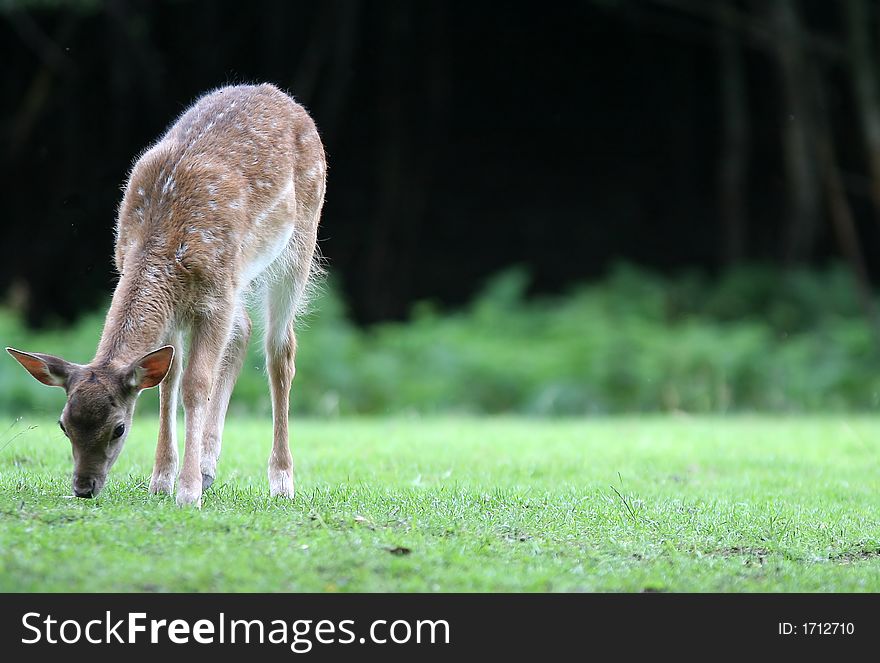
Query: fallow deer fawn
7,83,326,507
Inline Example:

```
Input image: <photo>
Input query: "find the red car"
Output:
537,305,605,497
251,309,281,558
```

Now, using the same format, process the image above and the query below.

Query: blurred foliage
2,263,880,417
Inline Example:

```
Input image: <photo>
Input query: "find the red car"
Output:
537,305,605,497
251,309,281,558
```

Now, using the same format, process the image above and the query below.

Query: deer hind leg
264,189,322,498
265,253,314,498
266,310,297,499
149,330,183,495
177,302,236,507
200,305,251,491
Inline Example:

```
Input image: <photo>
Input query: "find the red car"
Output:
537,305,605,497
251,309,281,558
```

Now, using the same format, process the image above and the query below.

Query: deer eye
112,423,125,439
58,420,67,436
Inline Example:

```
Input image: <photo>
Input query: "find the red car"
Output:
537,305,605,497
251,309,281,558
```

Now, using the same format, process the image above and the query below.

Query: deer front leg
177,311,233,507
149,331,183,495
201,307,251,491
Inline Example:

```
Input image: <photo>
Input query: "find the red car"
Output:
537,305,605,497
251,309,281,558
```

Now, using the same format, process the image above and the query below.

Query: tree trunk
844,0,880,225
715,0,750,265
363,1,409,320
767,0,822,264
812,65,880,346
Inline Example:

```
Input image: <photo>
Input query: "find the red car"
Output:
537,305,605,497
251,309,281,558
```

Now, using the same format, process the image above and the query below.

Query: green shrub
2,263,879,416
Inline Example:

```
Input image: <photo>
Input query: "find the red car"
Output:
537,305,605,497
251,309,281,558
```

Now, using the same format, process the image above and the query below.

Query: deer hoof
269,468,294,499
149,472,175,495
175,484,202,508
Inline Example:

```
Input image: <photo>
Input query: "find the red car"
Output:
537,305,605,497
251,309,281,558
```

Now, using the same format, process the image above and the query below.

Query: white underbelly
240,177,296,284
241,224,295,284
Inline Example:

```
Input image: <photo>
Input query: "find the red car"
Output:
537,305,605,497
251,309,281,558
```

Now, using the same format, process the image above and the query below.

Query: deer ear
6,347,77,388
128,345,175,390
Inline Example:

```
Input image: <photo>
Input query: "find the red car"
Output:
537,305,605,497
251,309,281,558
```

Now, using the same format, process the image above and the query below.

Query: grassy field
0,415,879,592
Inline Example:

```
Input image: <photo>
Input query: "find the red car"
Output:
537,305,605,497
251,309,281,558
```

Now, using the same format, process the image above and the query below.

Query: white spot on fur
144,264,162,284
162,176,175,195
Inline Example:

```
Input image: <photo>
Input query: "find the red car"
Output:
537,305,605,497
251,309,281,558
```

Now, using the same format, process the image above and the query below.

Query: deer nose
72,476,96,498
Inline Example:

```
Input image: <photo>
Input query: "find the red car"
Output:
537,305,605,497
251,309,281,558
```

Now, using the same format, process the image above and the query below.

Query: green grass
1,416,879,592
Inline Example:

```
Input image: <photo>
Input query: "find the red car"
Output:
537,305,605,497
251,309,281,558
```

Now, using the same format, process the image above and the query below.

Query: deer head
6,346,174,498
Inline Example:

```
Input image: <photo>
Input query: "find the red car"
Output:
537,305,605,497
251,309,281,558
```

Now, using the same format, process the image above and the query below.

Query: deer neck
94,265,175,366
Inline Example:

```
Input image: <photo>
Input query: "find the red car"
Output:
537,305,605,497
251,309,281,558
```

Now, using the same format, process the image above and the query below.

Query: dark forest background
9,0,880,416
5,0,880,325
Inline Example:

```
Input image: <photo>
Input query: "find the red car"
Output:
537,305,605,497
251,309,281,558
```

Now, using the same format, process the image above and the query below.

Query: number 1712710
778,622,855,636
